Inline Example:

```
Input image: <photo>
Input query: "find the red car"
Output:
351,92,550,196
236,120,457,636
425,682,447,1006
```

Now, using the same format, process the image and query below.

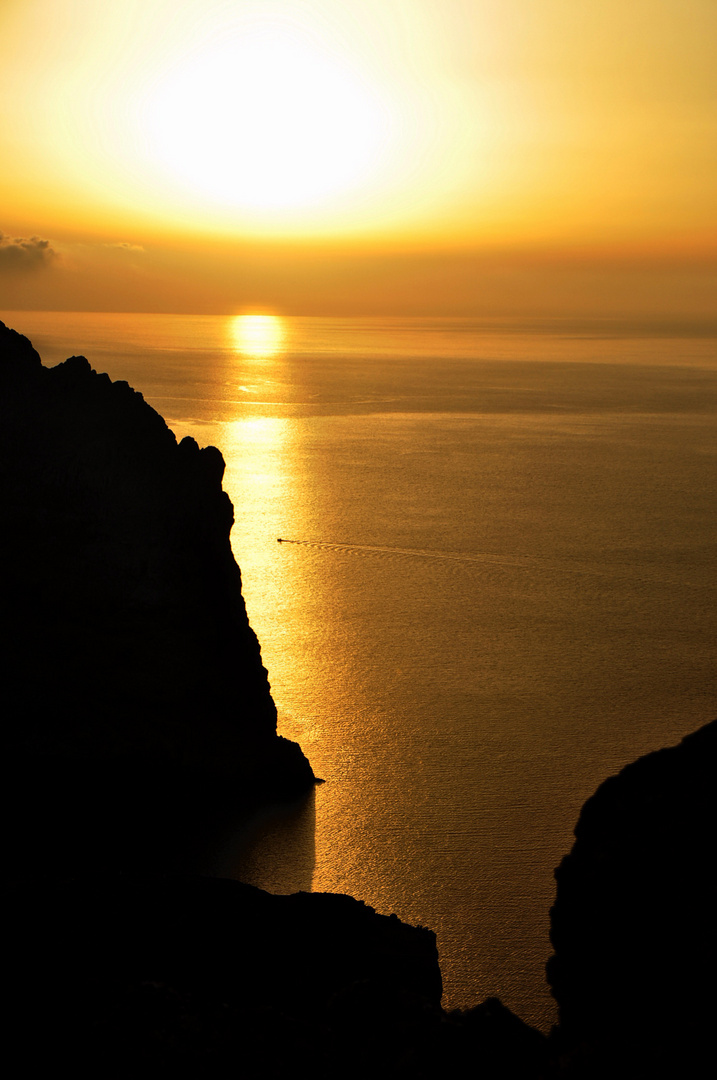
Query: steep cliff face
1,320,313,827
547,719,716,1077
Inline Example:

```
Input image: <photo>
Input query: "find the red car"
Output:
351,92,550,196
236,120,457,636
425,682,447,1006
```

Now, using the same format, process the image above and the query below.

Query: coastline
2,319,714,1076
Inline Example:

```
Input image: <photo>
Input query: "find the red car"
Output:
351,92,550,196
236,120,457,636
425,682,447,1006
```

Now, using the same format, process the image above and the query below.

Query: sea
4,309,716,1030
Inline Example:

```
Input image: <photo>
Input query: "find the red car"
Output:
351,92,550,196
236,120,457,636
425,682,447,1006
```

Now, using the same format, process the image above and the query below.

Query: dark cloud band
0,232,57,271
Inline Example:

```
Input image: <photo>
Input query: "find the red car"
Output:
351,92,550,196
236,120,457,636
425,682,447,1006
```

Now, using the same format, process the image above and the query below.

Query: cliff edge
547,719,716,1077
1,320,314,871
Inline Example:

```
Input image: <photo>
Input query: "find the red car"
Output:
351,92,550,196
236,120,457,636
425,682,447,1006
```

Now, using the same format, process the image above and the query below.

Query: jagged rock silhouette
1,320,314,874
548,719,716,1077
3,321,713,1077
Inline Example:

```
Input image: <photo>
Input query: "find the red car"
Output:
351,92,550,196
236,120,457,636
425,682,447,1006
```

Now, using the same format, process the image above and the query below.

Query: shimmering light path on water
4,311,716,1029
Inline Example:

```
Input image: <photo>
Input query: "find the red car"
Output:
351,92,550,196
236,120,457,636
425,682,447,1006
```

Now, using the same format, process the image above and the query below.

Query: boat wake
275,537,712,591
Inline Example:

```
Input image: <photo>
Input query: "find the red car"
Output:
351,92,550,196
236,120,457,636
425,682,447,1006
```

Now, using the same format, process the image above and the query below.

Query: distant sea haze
7,310,716,1030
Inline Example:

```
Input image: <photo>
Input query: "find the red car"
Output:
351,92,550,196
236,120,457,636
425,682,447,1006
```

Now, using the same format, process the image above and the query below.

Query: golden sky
1,0,715,316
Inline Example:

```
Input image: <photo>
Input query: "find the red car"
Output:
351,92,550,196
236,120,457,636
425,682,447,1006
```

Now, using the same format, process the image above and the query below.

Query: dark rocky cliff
7,872,549,1079
1,320,313,872
547,719,716,1077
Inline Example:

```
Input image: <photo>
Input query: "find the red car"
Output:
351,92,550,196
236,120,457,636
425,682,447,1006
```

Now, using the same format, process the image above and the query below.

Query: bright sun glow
143,24,389,211
231,314,285,358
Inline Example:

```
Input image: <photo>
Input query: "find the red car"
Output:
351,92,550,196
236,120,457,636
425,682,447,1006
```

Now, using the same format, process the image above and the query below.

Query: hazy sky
2,0,715,316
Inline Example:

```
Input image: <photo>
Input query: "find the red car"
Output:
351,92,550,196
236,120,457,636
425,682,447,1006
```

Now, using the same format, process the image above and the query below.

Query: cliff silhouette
2,321,713,1077
548,718,716,1078
1,320,314,873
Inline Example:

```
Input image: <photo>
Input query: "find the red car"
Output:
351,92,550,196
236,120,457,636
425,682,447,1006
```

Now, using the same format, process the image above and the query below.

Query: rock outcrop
1,320,313,874
7,873,549,1078
547,719,716,1077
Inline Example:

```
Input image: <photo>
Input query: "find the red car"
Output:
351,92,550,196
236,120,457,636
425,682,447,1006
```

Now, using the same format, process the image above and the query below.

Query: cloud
0,232,58,272
104,241,145,253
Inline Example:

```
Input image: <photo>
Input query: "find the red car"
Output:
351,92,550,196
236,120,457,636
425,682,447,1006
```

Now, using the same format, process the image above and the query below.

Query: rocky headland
2,320,714,1076
548,718,716,1077
1,320,314,874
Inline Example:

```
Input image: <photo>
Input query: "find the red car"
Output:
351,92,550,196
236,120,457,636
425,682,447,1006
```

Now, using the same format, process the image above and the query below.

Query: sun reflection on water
230,314,285,359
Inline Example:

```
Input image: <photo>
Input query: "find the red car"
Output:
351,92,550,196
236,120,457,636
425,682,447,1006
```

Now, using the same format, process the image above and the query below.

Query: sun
142,23,389,212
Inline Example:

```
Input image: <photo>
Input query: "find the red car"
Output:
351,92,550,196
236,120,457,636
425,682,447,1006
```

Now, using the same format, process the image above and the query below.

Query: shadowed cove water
7,311,715,1030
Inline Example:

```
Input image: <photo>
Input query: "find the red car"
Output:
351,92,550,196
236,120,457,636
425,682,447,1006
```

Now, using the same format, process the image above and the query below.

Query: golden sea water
6,310,716,1029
